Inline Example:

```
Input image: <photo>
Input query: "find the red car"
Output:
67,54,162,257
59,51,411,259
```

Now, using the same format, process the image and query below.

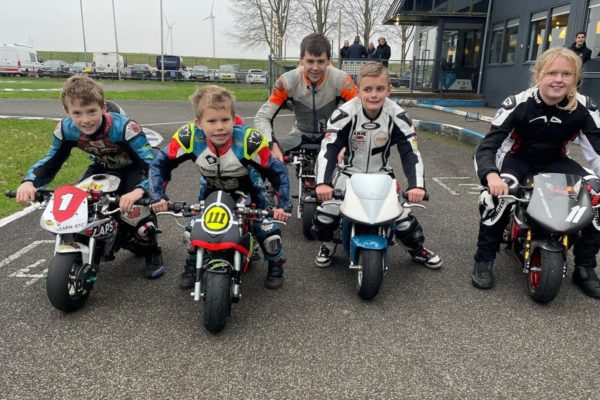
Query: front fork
521,228,568,277
193,249,242,303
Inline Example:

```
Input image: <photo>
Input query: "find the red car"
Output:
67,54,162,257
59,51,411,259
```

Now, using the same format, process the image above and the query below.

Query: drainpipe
477,0,493,94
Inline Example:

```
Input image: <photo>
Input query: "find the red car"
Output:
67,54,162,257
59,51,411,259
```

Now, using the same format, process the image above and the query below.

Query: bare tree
294,0,338,36
395,24,414,73
229,0,294,57
343,0,392,45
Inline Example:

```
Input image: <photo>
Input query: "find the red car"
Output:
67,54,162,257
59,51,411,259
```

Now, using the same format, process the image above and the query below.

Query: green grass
0,77,270,101
0,120,89,218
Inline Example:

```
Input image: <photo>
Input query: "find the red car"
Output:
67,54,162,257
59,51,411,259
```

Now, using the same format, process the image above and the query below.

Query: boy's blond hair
357,61,390,85
189,85,236,120
531,47,582,112
61,75,104,110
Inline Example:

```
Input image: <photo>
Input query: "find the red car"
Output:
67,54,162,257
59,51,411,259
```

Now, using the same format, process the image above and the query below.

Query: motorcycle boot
471,260,494,289
180,257,196,290
143,246,165,279
572,266,600,298
265,258,285,290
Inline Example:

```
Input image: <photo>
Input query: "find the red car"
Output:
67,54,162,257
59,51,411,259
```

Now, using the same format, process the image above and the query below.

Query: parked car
70,62,92,74
131,64,154,79
156,55,185,80
0,43,41,76
38,60,71,77
92,52,123,76
217,64,238,82
190,65,210,81
245,69,267,84
389,71,411,88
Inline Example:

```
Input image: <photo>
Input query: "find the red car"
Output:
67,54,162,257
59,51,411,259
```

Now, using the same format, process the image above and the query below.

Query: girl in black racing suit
472,47,600,298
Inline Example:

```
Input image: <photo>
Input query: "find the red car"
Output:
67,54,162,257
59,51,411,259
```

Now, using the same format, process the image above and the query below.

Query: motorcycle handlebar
5,188,53,202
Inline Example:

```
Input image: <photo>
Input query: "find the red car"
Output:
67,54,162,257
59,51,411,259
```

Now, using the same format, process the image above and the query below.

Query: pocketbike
335,173,426,300
6,174,154,312
500,173,597,303
159,191,282,333
280,134,320,239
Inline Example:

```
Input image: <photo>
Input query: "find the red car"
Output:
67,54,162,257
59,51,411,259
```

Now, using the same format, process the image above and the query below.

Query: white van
0,43,41,76
92,52,124,75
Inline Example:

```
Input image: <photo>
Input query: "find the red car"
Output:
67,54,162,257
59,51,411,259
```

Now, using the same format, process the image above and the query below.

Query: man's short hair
189,85,236,120
300,33,331,59
357,61,390,85
576,31,587,37
61,75,104,110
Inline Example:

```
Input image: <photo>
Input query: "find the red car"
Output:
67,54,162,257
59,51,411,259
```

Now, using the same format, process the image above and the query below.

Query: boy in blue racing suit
150,85,292,290
15,75,165,279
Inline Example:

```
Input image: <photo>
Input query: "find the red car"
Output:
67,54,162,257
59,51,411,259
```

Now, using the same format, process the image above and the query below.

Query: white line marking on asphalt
9,259,48,286
433,177,482,195
0,240,54,269
0,205,37,228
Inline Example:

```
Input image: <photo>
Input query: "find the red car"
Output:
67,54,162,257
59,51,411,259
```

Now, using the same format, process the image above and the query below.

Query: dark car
189,65,210,81
131,64,154,80
156,55,185,79
38,60,71,77
389,71,411,88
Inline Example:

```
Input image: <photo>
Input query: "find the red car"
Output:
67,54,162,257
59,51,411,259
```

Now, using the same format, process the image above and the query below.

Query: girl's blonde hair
189,85,236,120
531,47,582,111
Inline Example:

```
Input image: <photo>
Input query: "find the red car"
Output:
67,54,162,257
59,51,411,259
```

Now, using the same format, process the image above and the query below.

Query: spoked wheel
302,201,317,240
356,249,384,300
203,271,232,333
46,253,94,312
527,248,564,304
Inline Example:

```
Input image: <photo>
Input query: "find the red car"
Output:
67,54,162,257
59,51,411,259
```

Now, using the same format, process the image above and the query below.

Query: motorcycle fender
350,235,388,264
55,242,90,261
530,240,566,260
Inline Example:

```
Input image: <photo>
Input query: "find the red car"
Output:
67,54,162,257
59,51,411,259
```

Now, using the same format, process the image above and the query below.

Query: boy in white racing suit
312,62,442,269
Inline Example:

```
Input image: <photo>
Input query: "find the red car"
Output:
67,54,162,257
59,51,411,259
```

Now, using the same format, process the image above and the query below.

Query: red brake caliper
529,250,541,289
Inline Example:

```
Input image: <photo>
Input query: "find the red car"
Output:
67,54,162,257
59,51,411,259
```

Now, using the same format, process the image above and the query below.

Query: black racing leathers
474,88,600,267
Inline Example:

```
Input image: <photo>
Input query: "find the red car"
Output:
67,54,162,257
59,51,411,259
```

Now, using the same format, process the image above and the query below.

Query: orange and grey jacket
254,65,357,142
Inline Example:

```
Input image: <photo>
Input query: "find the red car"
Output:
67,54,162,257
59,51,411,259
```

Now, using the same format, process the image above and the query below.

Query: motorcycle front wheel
302,201,317,240
46,253,92,312
203,272,232,333
527,248,564,304
356,249,384,300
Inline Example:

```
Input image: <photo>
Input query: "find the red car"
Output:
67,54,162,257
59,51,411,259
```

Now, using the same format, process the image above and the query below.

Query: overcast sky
0,0,273,60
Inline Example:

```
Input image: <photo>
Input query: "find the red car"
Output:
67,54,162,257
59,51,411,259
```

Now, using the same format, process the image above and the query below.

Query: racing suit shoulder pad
172,123,196,153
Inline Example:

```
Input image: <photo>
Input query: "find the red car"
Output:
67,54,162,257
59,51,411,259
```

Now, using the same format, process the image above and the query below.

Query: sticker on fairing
203,205,231,232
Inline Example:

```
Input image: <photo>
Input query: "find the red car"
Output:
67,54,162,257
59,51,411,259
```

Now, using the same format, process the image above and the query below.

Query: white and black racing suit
312,97,429,250
474,88,600,267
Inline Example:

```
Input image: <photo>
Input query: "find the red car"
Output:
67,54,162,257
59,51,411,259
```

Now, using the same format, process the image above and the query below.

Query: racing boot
471,260,494,289
572,266,600,298
265,258,285,290
179,257,196,290
143,247,165,279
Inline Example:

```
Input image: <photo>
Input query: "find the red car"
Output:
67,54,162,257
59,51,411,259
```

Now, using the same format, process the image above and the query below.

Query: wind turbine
202,0,216,58
164,15,176,55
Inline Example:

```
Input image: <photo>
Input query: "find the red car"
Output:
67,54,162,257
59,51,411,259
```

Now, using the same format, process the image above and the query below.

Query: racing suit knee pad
260,234,284,261
311,201,341,242
395,214,424,250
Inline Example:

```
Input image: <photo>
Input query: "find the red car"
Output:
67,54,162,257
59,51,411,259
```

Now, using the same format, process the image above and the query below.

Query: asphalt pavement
1,99,599,399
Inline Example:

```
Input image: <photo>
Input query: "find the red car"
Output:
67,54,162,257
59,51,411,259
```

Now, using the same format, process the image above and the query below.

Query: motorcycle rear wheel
527,248,564,304
203,272,232,333
356,249,384,300
302,201,317,240
46,253,91,312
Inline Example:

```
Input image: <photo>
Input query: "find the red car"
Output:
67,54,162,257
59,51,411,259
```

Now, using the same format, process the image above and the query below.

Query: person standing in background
569,31,592,65
347,36,368,59
376,37,392,67
367,42,377,58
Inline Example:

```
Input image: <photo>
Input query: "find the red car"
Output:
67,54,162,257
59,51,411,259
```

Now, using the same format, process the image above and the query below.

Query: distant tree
293,0,338,36
229,0,295,58
395,24,415,73
343,0,392,45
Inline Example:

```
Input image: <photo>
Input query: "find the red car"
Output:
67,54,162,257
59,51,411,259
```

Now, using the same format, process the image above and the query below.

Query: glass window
434,0,449,12
548,5,569,49
528,11,547,61
490,23,504,64
503,19,519,63
414,0,433,12
472,0,489,13
586,0,600,58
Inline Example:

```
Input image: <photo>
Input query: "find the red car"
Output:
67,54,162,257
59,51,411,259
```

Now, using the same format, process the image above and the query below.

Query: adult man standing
376,37,392,67
347,36,368,59
340,39,350,59
569,31,592,65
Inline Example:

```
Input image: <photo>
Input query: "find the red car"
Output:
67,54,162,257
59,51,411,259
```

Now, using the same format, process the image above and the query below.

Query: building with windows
384,0,600,106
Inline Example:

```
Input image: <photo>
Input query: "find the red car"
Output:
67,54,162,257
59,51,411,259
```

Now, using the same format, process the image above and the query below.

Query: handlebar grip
5,189,48,202
136,198,154,207
168,202,188,213
401,191,429,201
5,190,16,198
332,188,345,200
